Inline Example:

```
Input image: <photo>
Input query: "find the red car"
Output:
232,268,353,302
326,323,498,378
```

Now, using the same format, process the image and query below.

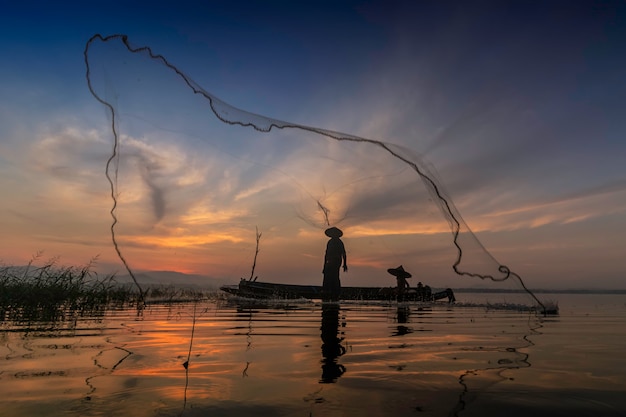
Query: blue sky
1,1,625,289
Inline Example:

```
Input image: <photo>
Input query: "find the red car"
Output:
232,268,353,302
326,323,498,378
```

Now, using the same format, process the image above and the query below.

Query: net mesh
84,34,547,312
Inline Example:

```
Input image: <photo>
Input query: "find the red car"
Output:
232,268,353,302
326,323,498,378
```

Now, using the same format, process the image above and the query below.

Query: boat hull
220,279,455,303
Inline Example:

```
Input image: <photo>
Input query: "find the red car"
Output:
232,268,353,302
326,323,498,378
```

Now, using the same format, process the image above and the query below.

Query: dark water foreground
0,294,624,417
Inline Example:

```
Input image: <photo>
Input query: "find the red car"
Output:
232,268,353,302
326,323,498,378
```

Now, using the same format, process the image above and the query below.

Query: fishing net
84,34,548,312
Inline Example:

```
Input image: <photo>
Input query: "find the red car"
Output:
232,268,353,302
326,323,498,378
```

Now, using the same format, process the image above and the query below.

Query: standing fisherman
322,227,347,301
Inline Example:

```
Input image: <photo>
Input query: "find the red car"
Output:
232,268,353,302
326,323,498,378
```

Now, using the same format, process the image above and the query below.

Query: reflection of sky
2,301,625,415
1,2,625,288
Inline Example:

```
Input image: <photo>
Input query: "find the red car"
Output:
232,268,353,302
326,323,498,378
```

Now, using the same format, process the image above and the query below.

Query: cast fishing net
84,34,549,313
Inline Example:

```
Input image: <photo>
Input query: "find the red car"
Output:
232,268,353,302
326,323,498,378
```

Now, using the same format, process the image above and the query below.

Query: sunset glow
1,2,625,289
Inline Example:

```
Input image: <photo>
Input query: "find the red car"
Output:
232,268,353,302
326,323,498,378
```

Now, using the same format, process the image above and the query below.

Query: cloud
7,21,617,289
465,179,626,233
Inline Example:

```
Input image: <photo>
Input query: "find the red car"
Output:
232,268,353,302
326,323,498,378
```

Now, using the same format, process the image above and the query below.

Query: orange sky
1,3,626,290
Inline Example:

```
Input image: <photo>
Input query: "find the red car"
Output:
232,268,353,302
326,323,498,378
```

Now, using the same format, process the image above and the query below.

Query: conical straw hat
324,227,343,238
387,265,412,279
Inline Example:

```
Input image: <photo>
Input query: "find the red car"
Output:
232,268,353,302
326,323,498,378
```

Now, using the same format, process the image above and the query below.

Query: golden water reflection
0,296,625,416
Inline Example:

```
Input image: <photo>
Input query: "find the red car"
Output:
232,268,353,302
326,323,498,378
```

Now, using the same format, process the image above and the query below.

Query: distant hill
1,263,235,291
113,270,230,290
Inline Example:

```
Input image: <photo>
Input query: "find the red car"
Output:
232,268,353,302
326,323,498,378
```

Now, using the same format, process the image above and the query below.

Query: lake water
0,293,625,417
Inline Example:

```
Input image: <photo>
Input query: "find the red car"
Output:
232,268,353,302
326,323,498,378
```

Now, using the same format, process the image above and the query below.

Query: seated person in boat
415,281,432,301
387,265,412,301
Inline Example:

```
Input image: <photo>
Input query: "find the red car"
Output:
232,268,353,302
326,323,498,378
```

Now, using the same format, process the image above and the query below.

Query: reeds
0,257,139,324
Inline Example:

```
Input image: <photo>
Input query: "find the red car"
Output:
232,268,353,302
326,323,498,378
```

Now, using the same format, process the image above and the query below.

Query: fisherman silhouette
322,227,347,301
387,265,412,302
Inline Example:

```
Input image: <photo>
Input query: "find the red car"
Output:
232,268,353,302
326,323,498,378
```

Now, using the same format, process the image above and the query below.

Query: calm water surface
0,293,624,417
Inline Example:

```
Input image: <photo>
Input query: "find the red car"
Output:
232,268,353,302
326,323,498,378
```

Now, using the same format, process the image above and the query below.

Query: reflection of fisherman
322,227,347,301
320,303,346,383
392,306,413,336
387,265,411,301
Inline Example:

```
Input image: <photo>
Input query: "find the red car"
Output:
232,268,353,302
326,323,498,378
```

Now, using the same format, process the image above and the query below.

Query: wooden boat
220,279,456,303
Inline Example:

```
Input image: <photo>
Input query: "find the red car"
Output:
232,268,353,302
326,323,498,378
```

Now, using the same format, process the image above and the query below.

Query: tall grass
0,257,139,324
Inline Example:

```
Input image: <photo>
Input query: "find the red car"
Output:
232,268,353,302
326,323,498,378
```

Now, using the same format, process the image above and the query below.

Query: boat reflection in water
319,303,346,383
